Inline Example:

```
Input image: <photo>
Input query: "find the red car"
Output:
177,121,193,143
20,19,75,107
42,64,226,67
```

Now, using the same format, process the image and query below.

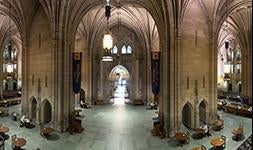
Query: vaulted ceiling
218,5,252,52
76,4,159,52
0,0,251,53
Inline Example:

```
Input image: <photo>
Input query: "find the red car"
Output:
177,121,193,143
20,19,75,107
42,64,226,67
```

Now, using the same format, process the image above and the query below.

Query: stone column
147,50,152,103
135,59,141,99
0,52,3,97
97,60,104,100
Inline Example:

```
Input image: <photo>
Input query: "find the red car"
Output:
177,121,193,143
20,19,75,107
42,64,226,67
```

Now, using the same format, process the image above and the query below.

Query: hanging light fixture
6,3,14,75
102,0,113,61
225,40,229,49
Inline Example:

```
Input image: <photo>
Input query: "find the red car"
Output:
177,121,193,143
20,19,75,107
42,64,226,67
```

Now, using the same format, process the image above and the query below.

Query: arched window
3,47,9,61
112,45,118,54
126,45,132,54
12,48,17,60
121,45,127,54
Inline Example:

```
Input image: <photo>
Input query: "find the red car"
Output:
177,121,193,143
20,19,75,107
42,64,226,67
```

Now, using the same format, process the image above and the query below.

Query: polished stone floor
0,102,252,150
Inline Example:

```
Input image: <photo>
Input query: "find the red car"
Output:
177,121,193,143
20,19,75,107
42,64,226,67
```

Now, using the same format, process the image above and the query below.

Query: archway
42,100,52,124
109,65,130,84
182,102,194,129
0,12,22,99
217,4,252,103
75,2,161,106
108,65,130,104
199,100,208,124
30,97,37,120
80,88,85,102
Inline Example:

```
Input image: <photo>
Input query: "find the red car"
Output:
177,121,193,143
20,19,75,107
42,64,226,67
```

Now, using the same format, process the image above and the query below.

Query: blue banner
72,52,82,93
151,52,160,95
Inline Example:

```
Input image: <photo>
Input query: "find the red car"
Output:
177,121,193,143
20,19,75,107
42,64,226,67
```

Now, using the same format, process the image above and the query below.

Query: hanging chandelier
6,3,14,75
102,0,113,61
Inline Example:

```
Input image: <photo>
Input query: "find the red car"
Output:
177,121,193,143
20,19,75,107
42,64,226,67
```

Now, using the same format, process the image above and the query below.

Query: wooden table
0,107,6,115
0,126,10,140
232,128,243,140
191,147,202,150
0,126,9,133
12,138,26,148
232,128,243,135
210,137,224,147
213,120,223,131
175,132,188,145
74,109,82,116
41,127,54,138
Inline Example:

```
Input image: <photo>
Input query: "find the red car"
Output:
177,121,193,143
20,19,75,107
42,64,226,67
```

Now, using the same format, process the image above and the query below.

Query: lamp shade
103,33,113,50
6,63,13,73
102,55,113,61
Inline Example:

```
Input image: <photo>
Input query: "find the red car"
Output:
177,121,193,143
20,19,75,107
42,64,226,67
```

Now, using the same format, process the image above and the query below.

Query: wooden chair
201,145,206,150
11,135,17,149
186,131,190,144
221,135,226,149
239,124,244,133
220,119,224,129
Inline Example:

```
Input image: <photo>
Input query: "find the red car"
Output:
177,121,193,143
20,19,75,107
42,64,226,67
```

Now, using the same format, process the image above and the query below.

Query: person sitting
20,114,26,127
248,106,252,112
200,122,211,137
150,102,158,109
20,114,31,127
80,100,85,108
80,100,90,108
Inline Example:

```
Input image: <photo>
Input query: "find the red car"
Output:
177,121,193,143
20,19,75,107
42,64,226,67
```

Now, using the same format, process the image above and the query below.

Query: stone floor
0,102,252,150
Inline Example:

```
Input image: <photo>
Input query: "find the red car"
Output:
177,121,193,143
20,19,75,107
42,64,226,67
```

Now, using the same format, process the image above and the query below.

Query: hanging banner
72,52,82,93
151,52,160,95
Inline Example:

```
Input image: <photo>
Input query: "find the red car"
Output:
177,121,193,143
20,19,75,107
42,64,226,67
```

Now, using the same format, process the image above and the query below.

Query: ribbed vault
76,3,159,54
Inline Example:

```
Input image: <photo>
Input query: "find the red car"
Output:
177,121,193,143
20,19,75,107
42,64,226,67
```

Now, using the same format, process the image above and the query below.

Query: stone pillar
0,52,3,97
21,40,30,115
242,53,252,104
147,50,152,103
97,60,104,100
209,31,217,118
36,100,41,124
135,59,141,99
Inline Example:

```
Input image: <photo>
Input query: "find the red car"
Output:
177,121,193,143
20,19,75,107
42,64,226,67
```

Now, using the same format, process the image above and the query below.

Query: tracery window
112,45,118,54
126,45,132,54
121,45,127,54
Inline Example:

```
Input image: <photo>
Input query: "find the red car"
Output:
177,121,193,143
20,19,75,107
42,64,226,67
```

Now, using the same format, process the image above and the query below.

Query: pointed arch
41,99,52,124
199,99,208,124
108,65,130,81
182,102,194,129
121,45,127,54
126,45,132,54
29,96,37,120
112,45,118,54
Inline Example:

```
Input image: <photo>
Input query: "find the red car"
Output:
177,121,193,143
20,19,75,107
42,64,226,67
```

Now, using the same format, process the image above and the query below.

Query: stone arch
41,99,52,124
108,65,130,81
80,88,85,102
199,99,208,124
182,102,194,129
29,96,37,120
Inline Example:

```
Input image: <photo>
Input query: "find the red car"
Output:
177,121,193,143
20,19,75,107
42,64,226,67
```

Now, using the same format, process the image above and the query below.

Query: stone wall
179,0,212,129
